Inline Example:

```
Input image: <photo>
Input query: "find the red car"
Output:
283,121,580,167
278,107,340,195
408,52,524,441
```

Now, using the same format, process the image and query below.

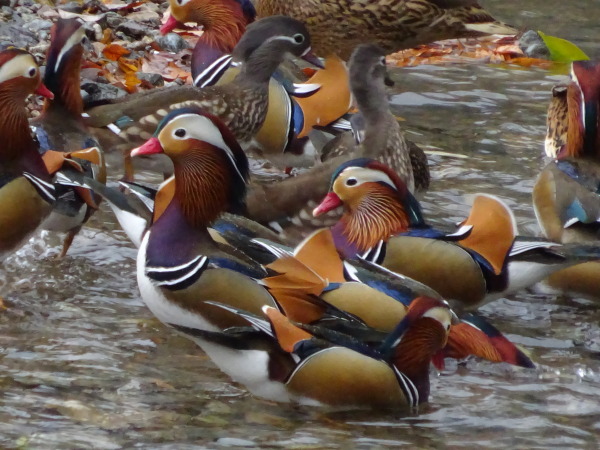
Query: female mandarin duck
91,106,531,372
160,0,352,170
533,61,600,298
0,48,55,261
171,297,452,409
31,18,106,257
255,0,516,60
314,158,600,309
321,44,430,194
84,16,322,164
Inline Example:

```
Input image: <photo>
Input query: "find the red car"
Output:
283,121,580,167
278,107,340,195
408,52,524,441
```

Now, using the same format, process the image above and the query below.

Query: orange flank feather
42,150,69,175
264,255,329,323
458,194,516,275
153,177,176,223
441,323,504,365
293,228,346,283
295,56,352,138
264,306,312,353
69,147,102,166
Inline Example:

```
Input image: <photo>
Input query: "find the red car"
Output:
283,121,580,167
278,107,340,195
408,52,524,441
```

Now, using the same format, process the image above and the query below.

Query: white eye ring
346,177,358,186
380,56,386,66
26,67,37,78
293,33,305,44
174,128,187,139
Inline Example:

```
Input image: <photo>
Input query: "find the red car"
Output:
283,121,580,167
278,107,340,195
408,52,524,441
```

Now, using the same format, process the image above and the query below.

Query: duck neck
234,44,285,86
352,78,391,127
172,147,246,228
393,318,447,403
0,82,46,175
333,187,410,255
44,48,84,117
197,0,249,53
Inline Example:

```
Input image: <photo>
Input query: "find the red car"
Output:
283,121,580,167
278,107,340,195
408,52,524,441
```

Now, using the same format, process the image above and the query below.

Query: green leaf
538,31,590,63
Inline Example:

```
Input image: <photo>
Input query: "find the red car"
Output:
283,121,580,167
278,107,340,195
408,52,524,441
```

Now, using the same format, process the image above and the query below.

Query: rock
117,21,149,40
127,10,161,25
519,30,551,60
58,2,84,13
156,33,189,53
136,72,164,87
27,19,53,33
104,11,125,29
38,5,59,20
81,81,128,104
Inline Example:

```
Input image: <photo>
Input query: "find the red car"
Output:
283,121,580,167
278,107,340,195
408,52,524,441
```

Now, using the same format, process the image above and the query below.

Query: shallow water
2,1,600,448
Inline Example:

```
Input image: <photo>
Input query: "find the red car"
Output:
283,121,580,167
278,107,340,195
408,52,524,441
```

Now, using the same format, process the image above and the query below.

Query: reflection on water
2,1,600,447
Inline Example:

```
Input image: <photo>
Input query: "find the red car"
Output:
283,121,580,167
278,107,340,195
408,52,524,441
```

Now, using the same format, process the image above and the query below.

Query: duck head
131,107,249,227
313,158,423,253
380,296,453,403
162,0,255,53
0,48,53,159
232,16,322,83
563,60,600,160
43,18,87,115
349,44,394,122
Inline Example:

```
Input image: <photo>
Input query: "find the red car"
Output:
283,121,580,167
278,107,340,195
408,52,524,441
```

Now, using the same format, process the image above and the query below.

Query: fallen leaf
103,43,131,61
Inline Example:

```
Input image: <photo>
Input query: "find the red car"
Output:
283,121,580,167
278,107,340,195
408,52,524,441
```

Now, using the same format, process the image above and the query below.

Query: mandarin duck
533,61,600,298
171,298,453,409
31,18,106,257
0,48,55,261
84,15,322,178
313,158,600,309
161,0,352,170
255,0,516,60
85,107,531,371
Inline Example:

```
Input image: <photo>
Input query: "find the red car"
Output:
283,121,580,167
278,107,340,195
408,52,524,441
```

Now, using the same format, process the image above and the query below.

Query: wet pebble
216,437,257,447
156,33,189,53
117,20,149,40
27,18,53,33
81,81,128,103
136,71,165,86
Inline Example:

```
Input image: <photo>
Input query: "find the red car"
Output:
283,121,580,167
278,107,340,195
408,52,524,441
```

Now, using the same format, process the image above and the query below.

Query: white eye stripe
160,114,245,182
53,27,86,72
340,168,397,189
263,35,306,47
0,54,38,84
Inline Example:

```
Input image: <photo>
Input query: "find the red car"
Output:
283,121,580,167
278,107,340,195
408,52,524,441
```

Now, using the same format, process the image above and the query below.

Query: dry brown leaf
103,43,130,61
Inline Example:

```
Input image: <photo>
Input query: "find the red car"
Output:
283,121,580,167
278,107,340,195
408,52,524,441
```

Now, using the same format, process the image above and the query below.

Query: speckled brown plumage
544,84,568,158
256,0,516,59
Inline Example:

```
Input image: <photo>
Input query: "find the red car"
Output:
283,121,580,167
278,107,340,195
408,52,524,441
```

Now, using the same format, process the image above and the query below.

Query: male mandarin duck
313,158,600,309
170,298,453,409
160,0,352,169
255,0,517,60
86,106,531,371
31,18,106,257
0,48,55,261
84,15,322,172
533,60,600,298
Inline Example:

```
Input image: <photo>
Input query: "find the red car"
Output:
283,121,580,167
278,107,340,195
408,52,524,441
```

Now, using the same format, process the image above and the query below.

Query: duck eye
174,128,186,138
27,67,37,78
293,33,305,44
346,178,358,186
380,56,386,66
176,0,183,4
